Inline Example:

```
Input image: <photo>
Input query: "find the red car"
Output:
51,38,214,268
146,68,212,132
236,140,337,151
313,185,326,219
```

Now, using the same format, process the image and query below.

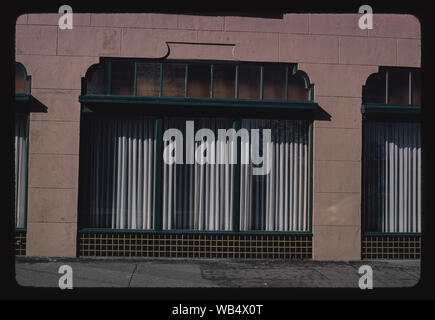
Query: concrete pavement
15,258,420,288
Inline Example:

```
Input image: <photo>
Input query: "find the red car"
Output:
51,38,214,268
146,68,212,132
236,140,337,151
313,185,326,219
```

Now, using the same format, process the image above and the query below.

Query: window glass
111,61,135,95
388,70,409,105
412,70,421,105
240,119,310,231
362,121,421,233
86,63,108,95
80,115,155,229
162,63,186,97
287,73,309,101
263,65,286,100
213,64,235,99
136,63,160,97
188,63,211,98
238,65,261,100
15,114,28,229
364,72,386,104
162,117,234,231
15,64,27,94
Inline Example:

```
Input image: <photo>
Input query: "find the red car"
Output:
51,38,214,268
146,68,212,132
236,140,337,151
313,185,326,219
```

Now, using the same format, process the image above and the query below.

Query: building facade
14,13,421,260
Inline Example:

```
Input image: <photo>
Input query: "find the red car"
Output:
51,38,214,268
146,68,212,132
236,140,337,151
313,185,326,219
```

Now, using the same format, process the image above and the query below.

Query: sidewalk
15,258,420,288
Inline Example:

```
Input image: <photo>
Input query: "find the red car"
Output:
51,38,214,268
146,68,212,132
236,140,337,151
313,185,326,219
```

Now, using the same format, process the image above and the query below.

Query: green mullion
363,232,422,236
232,119,241,232
78,228,312,236
235,65,239,99
210,64,214,98
159,63,163,97
285,66,289,100
133,62,137,96
107,61,112,95
185,64,189,98
385,70,389,104
20,114,30,231
260,66,264,100
308,121,313,233
409,71,412,105
153,118,163,231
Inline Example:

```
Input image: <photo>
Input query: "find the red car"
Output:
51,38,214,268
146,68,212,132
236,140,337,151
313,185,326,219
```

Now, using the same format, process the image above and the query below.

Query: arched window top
81,59,316,110
15,62,31,96
363,67,421,106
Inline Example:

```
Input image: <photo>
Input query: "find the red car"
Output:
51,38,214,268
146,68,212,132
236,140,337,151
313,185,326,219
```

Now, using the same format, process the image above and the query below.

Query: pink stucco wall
15,13,421,260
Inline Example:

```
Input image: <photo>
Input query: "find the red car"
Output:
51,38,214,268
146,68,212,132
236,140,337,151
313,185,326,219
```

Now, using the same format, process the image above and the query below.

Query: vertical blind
363,121,421,233
15,114,28,229
240,119,310,231
162,118,234,230
81,115,155,229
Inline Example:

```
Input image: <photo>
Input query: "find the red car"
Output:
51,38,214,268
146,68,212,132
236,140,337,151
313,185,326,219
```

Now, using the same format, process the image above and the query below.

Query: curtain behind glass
363,121,421,233
81,115,155,229
15,114,28,229
240,119,309,231
162,118,234,231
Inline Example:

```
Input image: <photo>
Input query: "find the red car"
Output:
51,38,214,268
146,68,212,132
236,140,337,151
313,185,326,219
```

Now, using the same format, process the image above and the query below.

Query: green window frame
78,58,317,235
361,66,422,237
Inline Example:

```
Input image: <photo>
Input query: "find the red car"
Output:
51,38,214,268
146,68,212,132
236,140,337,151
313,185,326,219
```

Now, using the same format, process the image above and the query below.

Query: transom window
84,59,312,102
363,67,421,106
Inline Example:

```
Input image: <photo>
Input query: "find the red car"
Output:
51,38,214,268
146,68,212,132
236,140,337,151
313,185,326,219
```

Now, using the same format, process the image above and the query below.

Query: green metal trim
409,70,412,105
133,62,137,96
232,119,241,232
153,118,163,231
285,66,289,100
78,228,313,236
15,228,27,232
185,63,188,97
361,103,421,115
23,114,30,230
260,65,264,100
159,63,163,97
235,65,239,99
79,94,319,110
308,121,313,233
210,64,214,98
107,61,112,95
14,93,30,101
363,232,421,236
361,119,366,233
83,59,317,106
385,70,389,104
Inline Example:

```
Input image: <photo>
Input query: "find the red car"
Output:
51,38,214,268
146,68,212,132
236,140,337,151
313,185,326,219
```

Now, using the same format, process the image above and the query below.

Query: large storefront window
79,59,317,235
14,62,31,230
361,67,421,259
15,62,31,256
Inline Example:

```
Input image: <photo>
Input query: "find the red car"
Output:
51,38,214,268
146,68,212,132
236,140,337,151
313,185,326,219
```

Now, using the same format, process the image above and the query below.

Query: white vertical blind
84,115,155,229
363,121,421,233
240,119,310,231
162,118,234,230
15,114,28,229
